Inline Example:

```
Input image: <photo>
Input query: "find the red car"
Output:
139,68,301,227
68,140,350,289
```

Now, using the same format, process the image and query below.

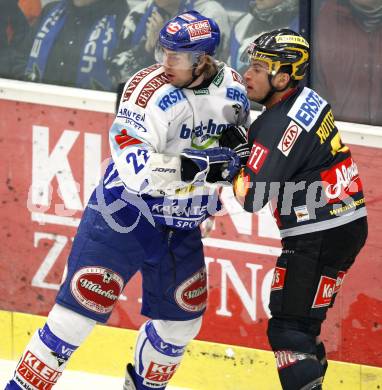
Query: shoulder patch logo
135,72,169,108
231,69,244,85
123,64,161,102
212,69,224,87
115,129,142,150
277,121,303,156
226,87,250,114
158,88,186,111
287,88,327,132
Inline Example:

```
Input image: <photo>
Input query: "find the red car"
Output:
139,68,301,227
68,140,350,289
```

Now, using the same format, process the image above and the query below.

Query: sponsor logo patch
186,20,211,41
288,88,327,132
275,35,309,47
277,121,302,156
123,64,160,102
231,69,244,85
135,72,169,108
329,197,365,216
334,271,346,294
174,267,207,312
212,69,224,87
166,22,181,34
193,88,209,95
247,142,269,174
158,88,186,111
117,109,147,132
320,157,362,203
70,267,123,314
16,351,61,389
193,119,229,139
152,167,176,173
271,267,286,291
275,350,299,370
315,109,336,144
226,87,250,113
179,119,231,146
117,108,145,123
115,129,142,150
312,275,336,308
144,362,179,384
294,205,310,222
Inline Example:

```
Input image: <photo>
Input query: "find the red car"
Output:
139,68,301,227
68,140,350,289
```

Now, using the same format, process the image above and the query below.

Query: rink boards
1,310,381,389
0,79,381,387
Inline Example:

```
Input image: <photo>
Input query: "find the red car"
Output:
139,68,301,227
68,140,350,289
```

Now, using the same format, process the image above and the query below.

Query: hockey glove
181,147,241,184
180,149,209,186
219,125,250,167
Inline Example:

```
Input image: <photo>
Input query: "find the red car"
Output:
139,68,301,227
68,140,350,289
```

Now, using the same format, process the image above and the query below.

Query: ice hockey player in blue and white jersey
6,10,250,390
107,14,250,231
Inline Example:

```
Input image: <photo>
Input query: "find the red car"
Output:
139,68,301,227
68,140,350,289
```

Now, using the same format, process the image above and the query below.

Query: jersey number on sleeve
126,149,149,174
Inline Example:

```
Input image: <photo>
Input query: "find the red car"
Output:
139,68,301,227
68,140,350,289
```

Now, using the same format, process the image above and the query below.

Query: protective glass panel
0,0,300,93
311,0,382,125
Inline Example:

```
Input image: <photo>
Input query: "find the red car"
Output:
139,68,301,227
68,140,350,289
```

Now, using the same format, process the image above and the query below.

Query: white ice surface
0,360,191,390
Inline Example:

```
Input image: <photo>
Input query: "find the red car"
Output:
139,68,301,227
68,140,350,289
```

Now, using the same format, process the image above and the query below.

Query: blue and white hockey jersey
98,62,250,230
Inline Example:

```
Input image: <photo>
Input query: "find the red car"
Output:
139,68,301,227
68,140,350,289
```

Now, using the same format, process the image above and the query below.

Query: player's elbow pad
147,153,207,196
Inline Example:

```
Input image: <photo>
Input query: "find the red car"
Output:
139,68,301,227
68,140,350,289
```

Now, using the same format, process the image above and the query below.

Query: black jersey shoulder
248,88,302,147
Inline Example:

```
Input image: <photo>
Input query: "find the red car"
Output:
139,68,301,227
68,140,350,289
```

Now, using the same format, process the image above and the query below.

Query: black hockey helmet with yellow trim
247,29,309,80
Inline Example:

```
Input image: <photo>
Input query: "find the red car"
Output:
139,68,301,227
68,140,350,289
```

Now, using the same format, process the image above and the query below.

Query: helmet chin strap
258,73,291,105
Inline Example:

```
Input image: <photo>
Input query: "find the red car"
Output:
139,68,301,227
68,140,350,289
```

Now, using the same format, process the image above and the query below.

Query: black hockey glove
181,147,241,184
219,125,250,167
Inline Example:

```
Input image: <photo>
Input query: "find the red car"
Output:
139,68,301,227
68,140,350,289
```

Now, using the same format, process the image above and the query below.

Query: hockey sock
131,319,201,389
274,350,323,390
8,304,96,389
10,324,77,389
268,320,324,390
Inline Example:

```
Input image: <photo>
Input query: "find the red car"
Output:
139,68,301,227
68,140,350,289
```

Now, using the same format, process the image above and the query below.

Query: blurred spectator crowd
0,0,381,126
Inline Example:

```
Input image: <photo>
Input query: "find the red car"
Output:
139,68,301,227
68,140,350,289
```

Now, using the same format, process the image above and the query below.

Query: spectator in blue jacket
11,0,129,91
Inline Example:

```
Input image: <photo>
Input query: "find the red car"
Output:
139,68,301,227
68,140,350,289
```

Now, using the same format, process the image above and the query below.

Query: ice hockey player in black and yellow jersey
222,29,368,390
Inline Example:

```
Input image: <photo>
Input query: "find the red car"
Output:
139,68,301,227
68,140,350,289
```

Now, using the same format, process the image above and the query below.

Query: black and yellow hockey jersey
234,86,367,238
